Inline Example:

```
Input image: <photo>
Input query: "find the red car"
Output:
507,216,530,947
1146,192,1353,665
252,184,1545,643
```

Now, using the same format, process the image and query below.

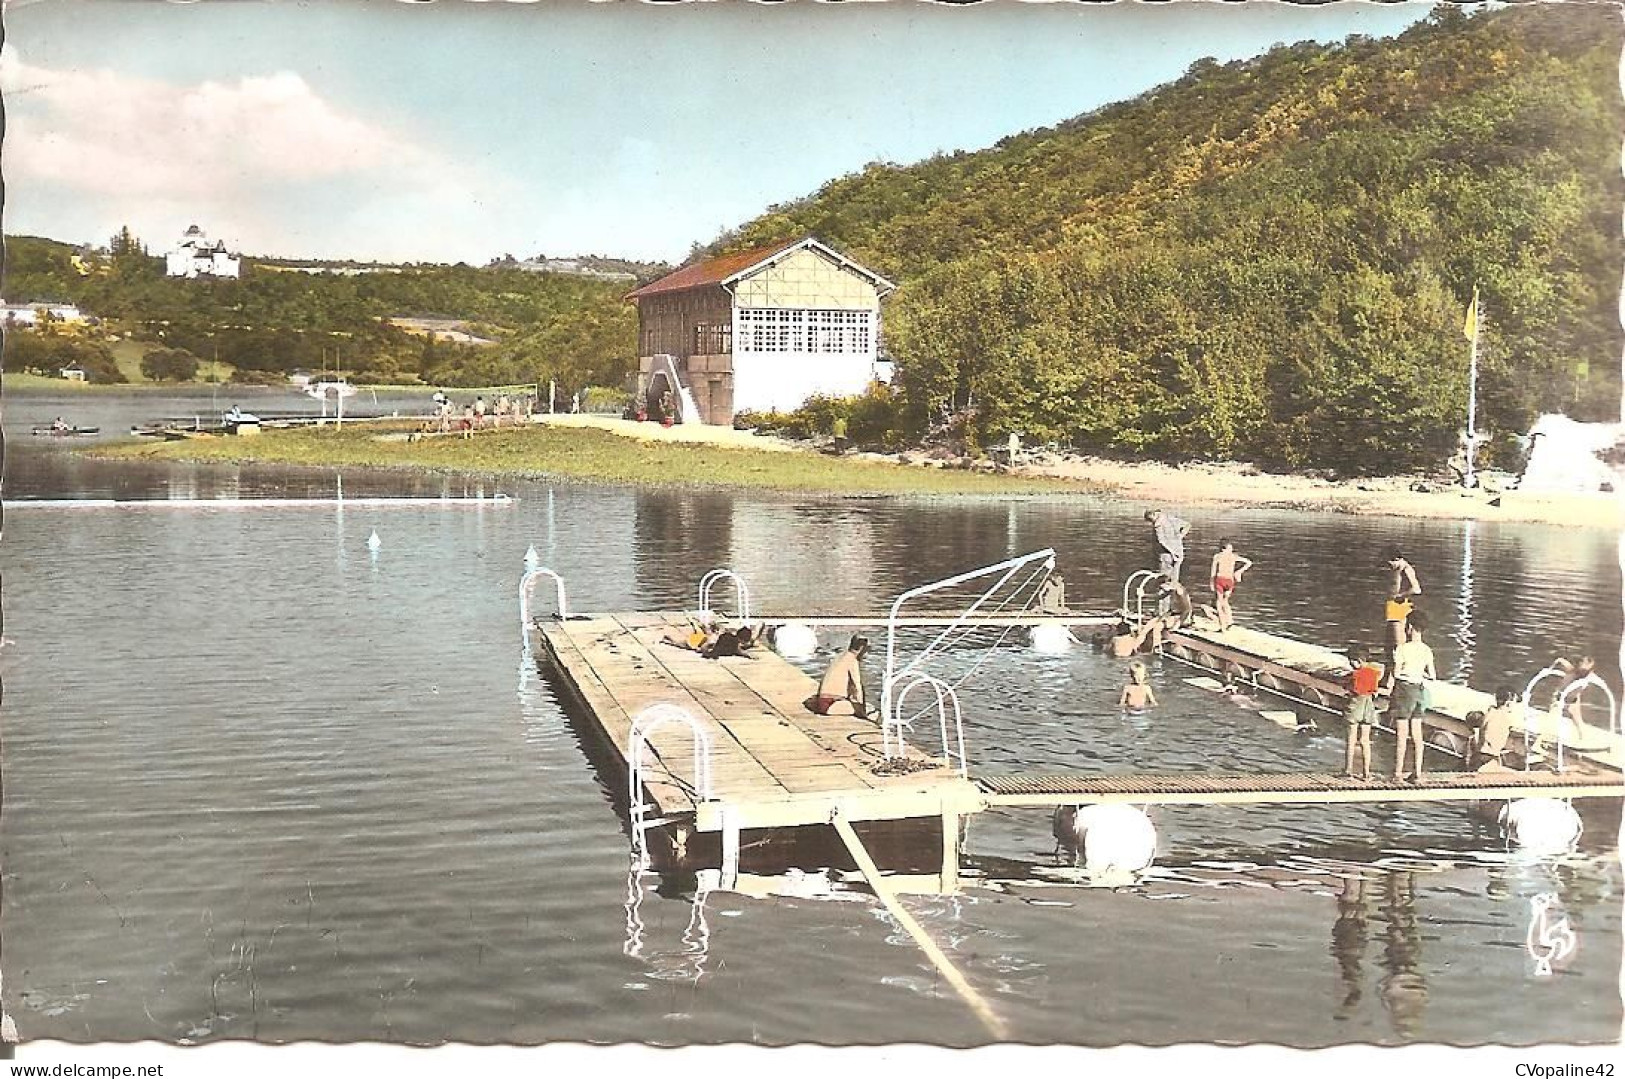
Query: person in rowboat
50,416,68,433
808,635,870,717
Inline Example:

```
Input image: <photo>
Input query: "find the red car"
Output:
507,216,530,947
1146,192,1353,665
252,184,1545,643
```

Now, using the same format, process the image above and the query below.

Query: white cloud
0,45,520,262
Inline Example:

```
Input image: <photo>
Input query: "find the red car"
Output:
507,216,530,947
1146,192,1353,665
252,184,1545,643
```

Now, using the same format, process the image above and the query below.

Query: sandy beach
535,415,1621,530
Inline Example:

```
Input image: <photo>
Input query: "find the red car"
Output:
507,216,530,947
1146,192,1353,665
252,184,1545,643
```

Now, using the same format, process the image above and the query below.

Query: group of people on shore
428,391,537,436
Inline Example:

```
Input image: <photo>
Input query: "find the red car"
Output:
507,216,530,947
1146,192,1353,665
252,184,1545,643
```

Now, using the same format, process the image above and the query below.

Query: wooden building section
626,237,895,425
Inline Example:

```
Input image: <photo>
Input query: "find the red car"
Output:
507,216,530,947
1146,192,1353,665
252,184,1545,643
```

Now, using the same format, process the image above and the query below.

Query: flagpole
1465,288,1481,489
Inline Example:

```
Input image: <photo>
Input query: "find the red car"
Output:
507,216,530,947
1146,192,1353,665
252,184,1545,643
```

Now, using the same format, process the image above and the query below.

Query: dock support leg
939,807,959,896
720,806,740,891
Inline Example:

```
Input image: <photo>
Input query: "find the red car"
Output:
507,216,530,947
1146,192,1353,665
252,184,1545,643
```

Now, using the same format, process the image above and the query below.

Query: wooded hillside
706,5,1621,471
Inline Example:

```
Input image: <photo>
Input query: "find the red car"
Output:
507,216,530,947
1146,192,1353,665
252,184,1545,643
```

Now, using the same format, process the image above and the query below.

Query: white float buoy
366,529,381,551
524,544,540,570
1499,798,1583,854
773,622,818,660
1054,804,1158,880
1029,620,1075,654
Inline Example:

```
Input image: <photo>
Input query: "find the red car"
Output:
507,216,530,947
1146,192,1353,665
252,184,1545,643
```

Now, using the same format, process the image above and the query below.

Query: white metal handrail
1520,666,1566,770
698,568,752,623
879,548,1055,727
519,565,570,645
627,704,714,866
1554,674,1618,773
887,673,969,778
1122,569,1161,622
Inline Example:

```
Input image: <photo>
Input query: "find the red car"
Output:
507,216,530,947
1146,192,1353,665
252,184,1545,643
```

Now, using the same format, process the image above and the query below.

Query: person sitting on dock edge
808,635,871,717
1209,539,1253,632
1388,611,1436,782
1343,645,1382,779
1469,688,1521,772
1036,572,1069,615
1120,661,1158,710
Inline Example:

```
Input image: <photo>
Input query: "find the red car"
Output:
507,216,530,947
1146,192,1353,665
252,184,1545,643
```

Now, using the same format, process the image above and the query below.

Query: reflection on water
1,426,1621,1046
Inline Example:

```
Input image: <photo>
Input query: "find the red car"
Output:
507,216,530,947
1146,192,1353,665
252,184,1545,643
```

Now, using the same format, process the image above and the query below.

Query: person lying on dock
808,635,871,717
702,625,759,660
1036,572,1069,615
659,616,718,653
1388,612,1436,782
1469,688,1522,772
1119,661,1158,710
1343,646,1381,779
1209,540,1253,632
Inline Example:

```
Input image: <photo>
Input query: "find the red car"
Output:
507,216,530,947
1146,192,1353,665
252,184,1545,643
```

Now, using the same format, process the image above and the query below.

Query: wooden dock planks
534,612,980,833
1169,622,1624,772
979,768,1624,807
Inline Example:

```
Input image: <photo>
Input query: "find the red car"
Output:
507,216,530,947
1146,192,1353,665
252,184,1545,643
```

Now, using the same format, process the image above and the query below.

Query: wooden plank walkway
979,768,1625,807
753,612,1113,628
1166,623,1624,772
534,613,982,836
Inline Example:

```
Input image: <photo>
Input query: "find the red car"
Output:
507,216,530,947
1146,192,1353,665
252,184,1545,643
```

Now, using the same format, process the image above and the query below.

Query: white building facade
165,225,241,279
628,238,894,424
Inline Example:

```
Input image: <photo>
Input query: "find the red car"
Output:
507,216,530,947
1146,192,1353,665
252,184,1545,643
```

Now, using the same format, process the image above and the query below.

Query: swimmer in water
1120,661,1158,710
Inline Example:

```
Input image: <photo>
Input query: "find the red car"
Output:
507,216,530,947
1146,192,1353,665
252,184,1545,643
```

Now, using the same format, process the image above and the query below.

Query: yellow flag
1463,286,1479,342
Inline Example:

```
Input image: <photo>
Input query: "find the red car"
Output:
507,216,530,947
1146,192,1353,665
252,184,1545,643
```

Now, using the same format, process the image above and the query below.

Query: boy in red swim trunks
808,635,871,717
1209,539,1253,631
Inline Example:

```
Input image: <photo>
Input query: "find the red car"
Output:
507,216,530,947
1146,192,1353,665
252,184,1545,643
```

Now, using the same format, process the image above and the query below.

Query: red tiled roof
624,238,804,301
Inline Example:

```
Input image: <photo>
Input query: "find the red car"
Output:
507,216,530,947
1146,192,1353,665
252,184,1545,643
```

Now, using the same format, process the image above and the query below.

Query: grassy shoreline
91,422,1106,496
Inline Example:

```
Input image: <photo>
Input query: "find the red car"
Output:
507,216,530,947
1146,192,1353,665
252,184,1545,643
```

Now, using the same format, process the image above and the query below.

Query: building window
736,308,873,354
695,322,732,355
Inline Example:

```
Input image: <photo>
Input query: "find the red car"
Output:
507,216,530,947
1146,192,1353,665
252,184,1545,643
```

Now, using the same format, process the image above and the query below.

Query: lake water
1,389,1620,1047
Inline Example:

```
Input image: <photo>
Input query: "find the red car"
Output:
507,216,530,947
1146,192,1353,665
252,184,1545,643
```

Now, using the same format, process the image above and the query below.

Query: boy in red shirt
1344,645,1382,779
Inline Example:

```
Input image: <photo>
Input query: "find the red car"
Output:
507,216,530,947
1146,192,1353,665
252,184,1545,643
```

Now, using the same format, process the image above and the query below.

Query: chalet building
165,225,241,279
625,237,895,425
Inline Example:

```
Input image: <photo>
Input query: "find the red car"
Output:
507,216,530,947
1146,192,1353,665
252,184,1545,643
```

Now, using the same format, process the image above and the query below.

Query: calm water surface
2,391,1620,1046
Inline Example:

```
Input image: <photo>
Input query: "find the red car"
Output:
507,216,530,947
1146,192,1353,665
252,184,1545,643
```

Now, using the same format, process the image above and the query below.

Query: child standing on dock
1343,646,1381,779
1120,661,1158,710
1381,547,1422,686
1209,540,1253,631
1388,612,1436,781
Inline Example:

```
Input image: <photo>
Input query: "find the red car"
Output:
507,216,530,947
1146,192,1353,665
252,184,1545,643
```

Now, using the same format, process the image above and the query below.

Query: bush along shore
91,421,1106,497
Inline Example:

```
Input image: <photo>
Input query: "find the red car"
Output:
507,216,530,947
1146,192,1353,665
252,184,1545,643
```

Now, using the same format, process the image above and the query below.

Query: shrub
140,347,201,382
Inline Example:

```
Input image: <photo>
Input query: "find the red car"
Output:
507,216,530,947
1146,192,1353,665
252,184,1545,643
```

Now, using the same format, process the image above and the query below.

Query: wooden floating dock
534,611,981,891
1163,622,1624,774
752,612,1113,629
980,768,1624,807
534,608,1621,895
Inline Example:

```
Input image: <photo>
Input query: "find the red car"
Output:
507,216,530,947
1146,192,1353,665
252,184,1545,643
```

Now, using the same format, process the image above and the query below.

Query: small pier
534,611,982,892
1161,622,1624,774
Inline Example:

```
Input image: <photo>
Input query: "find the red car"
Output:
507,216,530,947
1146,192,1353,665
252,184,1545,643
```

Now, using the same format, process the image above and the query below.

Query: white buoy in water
366,529,381,552
1499,798,1583,854
774,622,818,660
524,544,540,570
1054,804,1157,879
1029,620,1075,654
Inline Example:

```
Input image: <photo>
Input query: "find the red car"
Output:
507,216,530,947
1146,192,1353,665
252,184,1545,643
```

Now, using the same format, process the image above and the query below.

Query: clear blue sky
1,0,1433,265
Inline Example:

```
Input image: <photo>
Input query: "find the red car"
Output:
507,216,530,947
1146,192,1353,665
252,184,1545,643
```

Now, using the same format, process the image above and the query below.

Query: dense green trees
2,330,125,383
707,5,1621,473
